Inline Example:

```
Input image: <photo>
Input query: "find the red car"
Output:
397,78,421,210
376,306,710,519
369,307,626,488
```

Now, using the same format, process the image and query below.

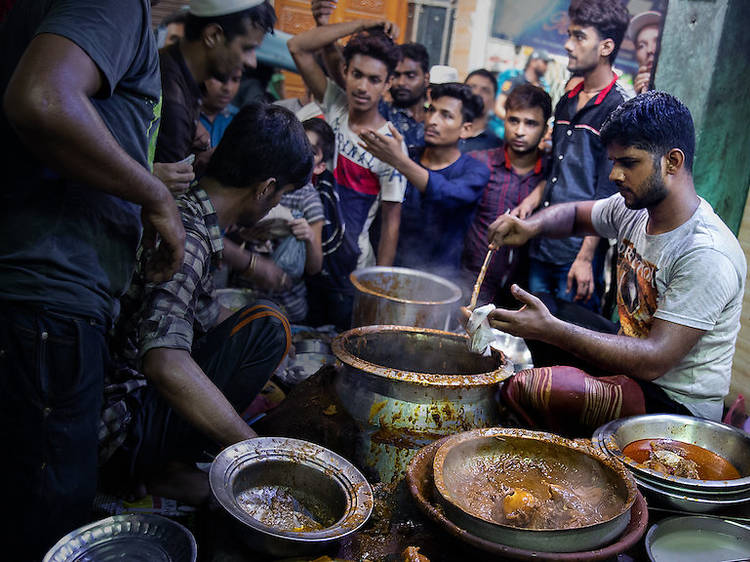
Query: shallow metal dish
432,428,638,552
645,515,750,562
406,437,649,561
209,437,373,557
634,475,750,513
593,414,750,495
43,513,196,562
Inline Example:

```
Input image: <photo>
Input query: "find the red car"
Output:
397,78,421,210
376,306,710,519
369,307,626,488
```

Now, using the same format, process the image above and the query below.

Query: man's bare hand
358,123,404,167
487,284,556,341
510,185,544,219
634,65,651,94
141,195,185,283
311,0,337,26
153,161,195,196
567,258,594,302
487,213,535,249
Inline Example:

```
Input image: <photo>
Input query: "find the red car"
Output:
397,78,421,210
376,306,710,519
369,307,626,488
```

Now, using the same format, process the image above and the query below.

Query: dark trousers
0,303,108,561
123,302,291,479
305,281,354,331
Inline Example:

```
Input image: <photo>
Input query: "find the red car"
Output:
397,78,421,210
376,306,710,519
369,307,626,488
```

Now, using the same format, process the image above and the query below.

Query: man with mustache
462,84,552,306
479,92,745,425
516,0,632,312
379,42,430,151
155,0,276,164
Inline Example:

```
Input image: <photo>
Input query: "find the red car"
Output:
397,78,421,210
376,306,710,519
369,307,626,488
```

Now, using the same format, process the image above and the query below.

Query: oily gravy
623,438,741,480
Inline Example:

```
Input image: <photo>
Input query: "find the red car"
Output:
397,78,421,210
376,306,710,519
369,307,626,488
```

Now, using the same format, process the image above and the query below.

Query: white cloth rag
466,304,497,356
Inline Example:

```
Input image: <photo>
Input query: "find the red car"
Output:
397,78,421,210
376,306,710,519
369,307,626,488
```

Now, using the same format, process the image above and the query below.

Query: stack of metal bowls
593,414,750,513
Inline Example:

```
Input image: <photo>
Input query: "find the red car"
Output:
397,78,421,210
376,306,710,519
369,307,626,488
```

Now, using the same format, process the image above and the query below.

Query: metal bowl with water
431,428,638,553
209,437,373,557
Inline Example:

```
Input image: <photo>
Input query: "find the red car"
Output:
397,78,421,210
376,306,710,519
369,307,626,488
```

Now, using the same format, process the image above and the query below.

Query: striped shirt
99,185,223,461
462,145,548,295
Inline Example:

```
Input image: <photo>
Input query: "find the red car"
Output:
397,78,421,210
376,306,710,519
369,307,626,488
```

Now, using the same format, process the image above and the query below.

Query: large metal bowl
209,437,373,557
332,325,513,482
593,414,750,495
432,428,638,553
350,266,462,330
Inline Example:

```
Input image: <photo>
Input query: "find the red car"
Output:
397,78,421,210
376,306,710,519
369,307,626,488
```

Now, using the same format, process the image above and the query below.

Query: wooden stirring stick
469,248,494,309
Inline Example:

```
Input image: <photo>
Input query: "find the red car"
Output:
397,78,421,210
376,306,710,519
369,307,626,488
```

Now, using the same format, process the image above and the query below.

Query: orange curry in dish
623,438,741,480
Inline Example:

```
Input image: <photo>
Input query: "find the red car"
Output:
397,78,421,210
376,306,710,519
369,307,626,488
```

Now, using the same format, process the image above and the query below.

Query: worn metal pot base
332,326,513,482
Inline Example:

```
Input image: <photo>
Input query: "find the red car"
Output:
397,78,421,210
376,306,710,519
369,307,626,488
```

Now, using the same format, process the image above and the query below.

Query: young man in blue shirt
360,83,490,284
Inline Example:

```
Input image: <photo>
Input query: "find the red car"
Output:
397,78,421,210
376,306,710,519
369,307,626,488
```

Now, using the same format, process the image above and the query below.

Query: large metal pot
432,428,638,553
332,325,513,482
349,266,462,330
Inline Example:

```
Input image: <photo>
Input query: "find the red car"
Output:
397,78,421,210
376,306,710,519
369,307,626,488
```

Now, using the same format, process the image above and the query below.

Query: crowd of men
0,0,745,558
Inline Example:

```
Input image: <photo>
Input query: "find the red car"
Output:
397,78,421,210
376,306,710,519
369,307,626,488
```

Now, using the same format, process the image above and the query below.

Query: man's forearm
574,235,599,262
390,154,429,192
525,201,578,239
143,348,256,447
4,36,169,211
288,19,369,57
542,318,665,381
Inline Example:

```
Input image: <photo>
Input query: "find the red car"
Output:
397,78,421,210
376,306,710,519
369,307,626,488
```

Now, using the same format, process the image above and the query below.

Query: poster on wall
491,0,667,76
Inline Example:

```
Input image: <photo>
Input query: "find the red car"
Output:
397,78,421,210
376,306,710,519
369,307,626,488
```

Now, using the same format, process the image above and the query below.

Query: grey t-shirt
0,0,161,323
592,194,746,420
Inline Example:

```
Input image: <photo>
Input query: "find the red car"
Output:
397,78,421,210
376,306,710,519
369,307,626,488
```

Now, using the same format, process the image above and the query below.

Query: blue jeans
528,258,601,312
0,303,107,561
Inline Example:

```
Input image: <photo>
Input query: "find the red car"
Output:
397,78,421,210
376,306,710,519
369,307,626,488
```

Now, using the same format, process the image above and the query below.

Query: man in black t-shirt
0,0,185,557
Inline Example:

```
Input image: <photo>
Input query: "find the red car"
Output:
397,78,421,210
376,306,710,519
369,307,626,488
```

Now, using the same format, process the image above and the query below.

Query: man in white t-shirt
478,91,745,421
288,18,407,328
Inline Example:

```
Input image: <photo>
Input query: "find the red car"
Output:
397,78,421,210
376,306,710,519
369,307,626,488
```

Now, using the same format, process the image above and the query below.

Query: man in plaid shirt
101,103,313,504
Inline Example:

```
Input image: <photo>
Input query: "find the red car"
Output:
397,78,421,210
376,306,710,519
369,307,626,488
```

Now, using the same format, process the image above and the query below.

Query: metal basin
209,437,373,557
593,414,750,495
633,475,750,513
432,428,638,553
350,266,462,330
332,325,513,482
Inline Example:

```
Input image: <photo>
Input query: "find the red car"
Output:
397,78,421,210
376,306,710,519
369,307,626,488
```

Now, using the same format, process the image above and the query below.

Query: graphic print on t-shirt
617,238,658,338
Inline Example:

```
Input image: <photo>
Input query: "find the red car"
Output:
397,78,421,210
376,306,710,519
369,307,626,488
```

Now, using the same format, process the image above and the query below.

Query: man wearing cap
154,0,277,164
628,11,662,94
495,49,551,122
0,0,185,557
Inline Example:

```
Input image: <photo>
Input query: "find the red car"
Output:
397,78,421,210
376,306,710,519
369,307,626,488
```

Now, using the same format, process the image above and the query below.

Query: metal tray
43,513,197,562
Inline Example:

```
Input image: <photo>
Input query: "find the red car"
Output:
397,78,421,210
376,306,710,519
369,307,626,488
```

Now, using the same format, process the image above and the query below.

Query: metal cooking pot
432,428,638,553
332,325,513,482
349,266,462,330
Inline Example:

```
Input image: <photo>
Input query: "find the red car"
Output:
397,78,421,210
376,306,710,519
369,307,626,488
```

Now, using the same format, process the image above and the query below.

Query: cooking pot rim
332,325,513,387
350,266,463,305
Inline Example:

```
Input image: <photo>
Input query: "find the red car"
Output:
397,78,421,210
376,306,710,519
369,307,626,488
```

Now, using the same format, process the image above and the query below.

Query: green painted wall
654,0,750,234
